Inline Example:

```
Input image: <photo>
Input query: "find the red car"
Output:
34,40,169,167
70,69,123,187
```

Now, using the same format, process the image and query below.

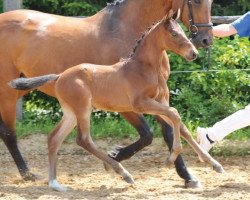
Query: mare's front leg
108,112,153,161
156,117,200,188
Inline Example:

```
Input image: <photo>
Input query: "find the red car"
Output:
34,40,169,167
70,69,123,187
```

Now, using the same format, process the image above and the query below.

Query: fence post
3,0,23,120
3,0,22,11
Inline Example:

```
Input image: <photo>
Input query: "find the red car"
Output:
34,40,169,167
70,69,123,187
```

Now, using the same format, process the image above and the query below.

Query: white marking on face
23,12,57,37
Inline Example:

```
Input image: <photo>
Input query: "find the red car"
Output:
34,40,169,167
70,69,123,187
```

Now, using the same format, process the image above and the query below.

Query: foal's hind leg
75,108,134,184
48,110,76,192
108,112,153,161
180,123,224,173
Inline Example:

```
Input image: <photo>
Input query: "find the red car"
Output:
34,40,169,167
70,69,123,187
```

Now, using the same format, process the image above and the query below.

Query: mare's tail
9,74,59,90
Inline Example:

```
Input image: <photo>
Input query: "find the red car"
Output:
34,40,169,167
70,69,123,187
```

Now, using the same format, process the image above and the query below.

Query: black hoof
185,179,202,188
22,172,37,181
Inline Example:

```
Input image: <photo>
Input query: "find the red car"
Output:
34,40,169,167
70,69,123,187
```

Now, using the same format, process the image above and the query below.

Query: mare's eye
194,0,201,4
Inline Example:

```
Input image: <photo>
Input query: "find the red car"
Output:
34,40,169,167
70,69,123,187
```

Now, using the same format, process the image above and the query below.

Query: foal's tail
9,74,59,90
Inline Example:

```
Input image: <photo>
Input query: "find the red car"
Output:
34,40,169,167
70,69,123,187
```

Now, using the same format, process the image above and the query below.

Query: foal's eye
171,32,177,37
194,0,201,4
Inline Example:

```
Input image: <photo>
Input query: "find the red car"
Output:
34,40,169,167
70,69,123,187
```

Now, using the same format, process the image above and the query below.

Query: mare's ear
172,9,180,21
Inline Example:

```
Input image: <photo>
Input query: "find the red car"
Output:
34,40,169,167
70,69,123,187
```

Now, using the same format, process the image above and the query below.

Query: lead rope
202,46,211,71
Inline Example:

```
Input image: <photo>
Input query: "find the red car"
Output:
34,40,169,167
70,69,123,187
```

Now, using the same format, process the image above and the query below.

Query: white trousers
208,104,250,142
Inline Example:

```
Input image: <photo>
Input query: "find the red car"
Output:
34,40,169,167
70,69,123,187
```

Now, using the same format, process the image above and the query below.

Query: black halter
180,0,213,38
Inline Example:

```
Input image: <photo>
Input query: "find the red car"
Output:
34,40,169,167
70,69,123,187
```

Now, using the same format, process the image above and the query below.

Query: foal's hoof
213,164,225,173
165,159,173,168
123,174,135,184
185,179,202,189
165,155,174,168
103,162,112,172
49,180,68,192
22,172,37,181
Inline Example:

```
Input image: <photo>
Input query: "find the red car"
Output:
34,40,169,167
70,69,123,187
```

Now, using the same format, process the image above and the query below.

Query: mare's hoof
213,164,225,173
185,179,202,188
103,162,112,172
123,175,135,184
22,172,37,181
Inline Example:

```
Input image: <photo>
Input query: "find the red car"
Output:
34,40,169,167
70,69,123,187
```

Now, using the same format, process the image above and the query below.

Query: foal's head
162,11,198,61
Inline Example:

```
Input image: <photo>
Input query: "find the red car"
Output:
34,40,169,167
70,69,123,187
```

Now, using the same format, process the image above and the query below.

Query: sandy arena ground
0,134,249,200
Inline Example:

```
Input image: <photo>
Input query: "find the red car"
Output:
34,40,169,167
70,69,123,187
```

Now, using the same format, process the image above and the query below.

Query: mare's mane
107,0,127,7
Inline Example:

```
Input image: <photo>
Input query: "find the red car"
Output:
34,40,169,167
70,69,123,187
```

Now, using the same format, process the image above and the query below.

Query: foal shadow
0,183,132,200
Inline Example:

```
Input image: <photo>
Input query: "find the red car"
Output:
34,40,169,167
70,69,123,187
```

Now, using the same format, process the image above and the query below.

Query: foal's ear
172,9,180,20
166,9,180,21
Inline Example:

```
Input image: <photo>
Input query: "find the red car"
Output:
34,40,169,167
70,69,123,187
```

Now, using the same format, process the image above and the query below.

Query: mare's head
173,0,213,48
163,10,198,61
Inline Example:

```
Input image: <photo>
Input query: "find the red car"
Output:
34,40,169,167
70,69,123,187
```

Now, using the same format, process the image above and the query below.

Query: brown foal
10,12,223,192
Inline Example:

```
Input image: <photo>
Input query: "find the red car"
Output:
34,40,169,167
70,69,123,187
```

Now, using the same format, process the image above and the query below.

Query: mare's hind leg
156,117,201,188
108,112,153,161
0,82,35,181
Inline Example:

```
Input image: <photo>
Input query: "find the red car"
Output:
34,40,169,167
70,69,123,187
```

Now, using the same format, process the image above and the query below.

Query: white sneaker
196,127,214,153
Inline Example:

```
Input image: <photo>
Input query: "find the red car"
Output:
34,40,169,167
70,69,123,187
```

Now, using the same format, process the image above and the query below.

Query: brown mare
10,12,223,192
0,0,213,187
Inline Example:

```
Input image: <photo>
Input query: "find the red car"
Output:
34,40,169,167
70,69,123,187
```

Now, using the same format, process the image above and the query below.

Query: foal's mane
124,19,163,60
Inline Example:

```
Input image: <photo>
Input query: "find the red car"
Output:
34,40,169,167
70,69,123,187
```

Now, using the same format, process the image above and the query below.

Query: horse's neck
132,23,166,70
100,0,172,37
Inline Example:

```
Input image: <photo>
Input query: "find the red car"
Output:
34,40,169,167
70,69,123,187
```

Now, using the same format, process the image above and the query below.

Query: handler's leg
157,117,201,188
197,104,250,152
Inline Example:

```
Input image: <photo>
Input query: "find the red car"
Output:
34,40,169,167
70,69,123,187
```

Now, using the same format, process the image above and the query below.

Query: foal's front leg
132,97,182,165
180,124,224,173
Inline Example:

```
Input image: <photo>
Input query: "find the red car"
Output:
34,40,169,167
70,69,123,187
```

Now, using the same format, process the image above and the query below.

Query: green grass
16,115,162,141
16,115,250,141
16,115,250,156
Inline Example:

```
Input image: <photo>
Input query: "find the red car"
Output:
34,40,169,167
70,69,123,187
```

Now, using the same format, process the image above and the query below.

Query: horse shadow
0,184,134,200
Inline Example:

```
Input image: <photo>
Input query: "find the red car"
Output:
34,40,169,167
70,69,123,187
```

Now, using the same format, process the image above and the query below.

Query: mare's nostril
202,38,209,46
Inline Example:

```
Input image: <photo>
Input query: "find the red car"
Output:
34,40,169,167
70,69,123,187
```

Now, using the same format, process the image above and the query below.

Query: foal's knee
169,107,181,124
